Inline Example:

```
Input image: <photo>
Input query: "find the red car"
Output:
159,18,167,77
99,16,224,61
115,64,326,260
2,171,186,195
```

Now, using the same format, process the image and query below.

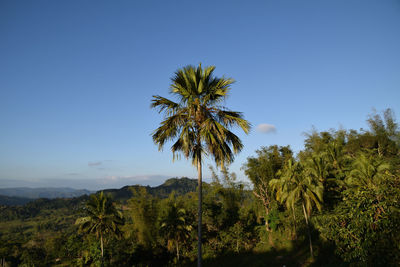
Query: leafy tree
126,187,159,248
367,108,399,157
151,63,250,266
75,191,124,266
317,171,400,265
243,145,293,231
208,166,245,230
303,130,334,155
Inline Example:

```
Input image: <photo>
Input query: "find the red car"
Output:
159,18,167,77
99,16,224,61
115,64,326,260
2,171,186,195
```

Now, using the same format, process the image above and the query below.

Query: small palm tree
270,160,298,237
305,155,328,183
151,64,250,266
75,191,124,266
270,160,323,258
347,153,390,189
160,202,192,262
324,140,350,179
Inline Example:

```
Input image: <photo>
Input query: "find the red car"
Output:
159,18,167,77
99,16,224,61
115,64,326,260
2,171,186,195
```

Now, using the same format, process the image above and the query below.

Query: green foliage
1,109,399,267
101,177,198,202
242,145,293,231
151,63,250,265
159,194,193,262
316,173,400,265
270,160,323,216
126,187,159,248
0,195,33,206
346,153,390,188
76,191,124,264
151,63,250,167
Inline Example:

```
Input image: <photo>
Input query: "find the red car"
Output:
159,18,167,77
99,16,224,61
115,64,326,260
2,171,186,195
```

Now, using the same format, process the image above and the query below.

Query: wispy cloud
256,123,277,134
88,161,102,167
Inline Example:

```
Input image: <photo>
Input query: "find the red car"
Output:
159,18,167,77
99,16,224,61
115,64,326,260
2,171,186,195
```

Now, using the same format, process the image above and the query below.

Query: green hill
0,177,198,221
101,177,198,201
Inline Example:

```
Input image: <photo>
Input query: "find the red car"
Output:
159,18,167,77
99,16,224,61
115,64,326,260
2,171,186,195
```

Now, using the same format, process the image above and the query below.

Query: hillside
0,177,198,206
102,177,198,201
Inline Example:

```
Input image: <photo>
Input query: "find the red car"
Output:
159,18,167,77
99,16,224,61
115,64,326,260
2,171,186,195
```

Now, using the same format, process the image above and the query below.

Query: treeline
244,108,400,266
1,109,399,266
75,173,260,266
0,176,258,266
0,196,88,221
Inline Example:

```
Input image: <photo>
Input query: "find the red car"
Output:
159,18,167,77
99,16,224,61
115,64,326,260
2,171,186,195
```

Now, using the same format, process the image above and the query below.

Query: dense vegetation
0,109,399,266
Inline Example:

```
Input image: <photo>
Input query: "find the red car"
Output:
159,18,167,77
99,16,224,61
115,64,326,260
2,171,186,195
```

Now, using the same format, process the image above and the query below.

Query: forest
0,108,399,267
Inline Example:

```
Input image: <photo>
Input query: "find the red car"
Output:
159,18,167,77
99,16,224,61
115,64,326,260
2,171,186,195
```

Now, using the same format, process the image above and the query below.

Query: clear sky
1,0,399,190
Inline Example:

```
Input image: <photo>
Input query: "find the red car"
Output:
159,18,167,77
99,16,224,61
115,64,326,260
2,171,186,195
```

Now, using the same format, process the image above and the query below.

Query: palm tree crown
151,64,250,167
347,153,390,188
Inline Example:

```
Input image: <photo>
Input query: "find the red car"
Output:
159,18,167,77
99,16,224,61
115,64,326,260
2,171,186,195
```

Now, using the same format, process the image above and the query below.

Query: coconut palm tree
305,155,328,183
324,139,349,179
270,160,323,258
270,159,299,237
151,64,250,266
347,153,390,189
160,202,192,262
75,191,124,266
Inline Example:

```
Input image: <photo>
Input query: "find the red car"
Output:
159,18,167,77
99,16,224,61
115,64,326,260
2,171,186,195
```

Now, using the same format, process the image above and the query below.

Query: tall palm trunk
100,232,104,267
197,158,202,267
176,240,180,261
292,206,297,239
302,203,313,258
263,200,271,231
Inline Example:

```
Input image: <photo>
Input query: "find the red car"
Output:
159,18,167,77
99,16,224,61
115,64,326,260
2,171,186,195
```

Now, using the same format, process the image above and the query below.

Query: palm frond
151,95,179,116
151,64,250,167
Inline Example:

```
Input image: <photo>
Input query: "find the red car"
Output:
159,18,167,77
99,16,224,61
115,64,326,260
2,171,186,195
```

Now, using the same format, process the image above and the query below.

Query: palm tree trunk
197,158,202,267
292,206,297,239
302,203,313,258
176,240,180,262
100,232,104,267
264,203,271,231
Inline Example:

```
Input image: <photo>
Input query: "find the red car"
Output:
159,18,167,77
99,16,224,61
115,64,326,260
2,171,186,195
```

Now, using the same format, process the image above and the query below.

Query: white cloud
256,123,277,134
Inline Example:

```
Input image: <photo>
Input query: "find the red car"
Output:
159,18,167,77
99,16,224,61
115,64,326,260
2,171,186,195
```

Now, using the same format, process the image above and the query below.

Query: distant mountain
102,177,198,201
0,187,93,199
0,177,198,206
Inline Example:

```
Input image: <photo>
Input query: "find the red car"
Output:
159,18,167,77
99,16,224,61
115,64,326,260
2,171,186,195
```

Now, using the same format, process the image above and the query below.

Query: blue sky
1,0,399,190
